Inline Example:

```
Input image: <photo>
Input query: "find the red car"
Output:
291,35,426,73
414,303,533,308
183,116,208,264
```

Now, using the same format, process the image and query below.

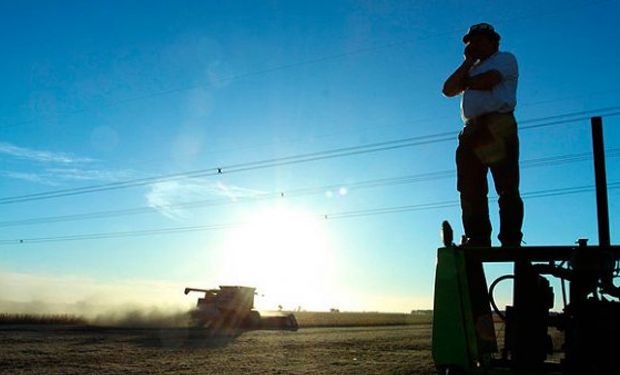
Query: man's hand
443,44,501,96
442,53,476,97
463,45,478,67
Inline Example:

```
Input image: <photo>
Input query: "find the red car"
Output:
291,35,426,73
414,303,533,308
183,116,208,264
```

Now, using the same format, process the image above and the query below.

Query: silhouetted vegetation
0,313,86,325
0,311,432,328
292,311,432,327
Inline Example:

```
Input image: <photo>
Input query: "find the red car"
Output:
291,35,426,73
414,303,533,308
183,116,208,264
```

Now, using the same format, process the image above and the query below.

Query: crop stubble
0,325,436,374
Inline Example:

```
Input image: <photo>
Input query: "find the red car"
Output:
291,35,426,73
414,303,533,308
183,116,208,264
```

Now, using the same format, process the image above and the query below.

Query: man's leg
457,134,491,246
490,132,524,246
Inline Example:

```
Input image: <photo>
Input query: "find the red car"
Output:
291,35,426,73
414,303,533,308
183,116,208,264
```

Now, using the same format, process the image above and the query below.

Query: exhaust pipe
591,116,620,297
591,116,610,247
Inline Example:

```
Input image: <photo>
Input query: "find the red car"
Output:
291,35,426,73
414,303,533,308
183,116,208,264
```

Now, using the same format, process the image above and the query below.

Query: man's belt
465,111,514,127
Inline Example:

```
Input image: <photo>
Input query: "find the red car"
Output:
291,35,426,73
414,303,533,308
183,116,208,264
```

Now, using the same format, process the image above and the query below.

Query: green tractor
432,118,620,374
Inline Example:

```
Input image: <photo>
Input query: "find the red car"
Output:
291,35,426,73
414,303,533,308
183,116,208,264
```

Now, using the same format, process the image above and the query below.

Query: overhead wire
0,132,455,204
266,104,620,165
1,108,619,205
324,183,620,220
1,148,619,228
2,181,619,245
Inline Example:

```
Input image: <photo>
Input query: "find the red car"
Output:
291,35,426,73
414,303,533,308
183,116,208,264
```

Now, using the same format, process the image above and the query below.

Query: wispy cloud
0,141,95,164
145,179,264,219
0,142,135,186
2,167,134,186
45,167,134,182
214,180,263,202
0,171,59,186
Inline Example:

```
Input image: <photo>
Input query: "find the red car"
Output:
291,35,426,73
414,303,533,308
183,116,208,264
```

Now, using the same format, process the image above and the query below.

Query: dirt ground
0,324,436,375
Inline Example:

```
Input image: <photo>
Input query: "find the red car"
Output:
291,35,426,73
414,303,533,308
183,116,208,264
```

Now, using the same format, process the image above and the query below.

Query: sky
1,0,620,314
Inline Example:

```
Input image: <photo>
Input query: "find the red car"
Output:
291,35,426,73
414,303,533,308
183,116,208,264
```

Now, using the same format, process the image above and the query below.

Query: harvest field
0,312,436,375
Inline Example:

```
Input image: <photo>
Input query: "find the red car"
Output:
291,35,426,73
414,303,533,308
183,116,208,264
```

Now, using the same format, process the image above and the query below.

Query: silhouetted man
443,23,523,247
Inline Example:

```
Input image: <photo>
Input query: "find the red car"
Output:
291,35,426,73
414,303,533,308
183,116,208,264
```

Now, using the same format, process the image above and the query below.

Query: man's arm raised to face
442,58,476,97
464,69,502,91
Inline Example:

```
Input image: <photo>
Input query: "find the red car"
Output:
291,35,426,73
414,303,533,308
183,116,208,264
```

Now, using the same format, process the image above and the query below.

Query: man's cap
463,23,501,43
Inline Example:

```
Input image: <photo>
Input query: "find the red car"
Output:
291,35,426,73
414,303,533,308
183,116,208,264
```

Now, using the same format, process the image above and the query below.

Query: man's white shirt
461,51,518,122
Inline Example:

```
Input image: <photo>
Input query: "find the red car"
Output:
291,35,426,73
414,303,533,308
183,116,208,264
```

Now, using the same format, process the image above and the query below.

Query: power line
0,133,455,204
222,103,618,169
2,182,618,245
2,110,619,204
2,148,619,228
519,106,620,125
324,183,620,219
1,108,618,205
326,183,620,220
0,223,239,245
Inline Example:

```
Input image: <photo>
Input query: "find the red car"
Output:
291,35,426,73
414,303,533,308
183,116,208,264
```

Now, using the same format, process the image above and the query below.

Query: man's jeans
456,112,524,246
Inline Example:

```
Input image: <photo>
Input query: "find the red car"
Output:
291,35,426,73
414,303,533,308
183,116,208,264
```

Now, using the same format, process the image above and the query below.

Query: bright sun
214,204,339,311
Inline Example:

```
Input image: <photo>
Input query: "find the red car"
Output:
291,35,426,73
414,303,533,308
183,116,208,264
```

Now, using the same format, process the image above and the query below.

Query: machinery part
488,274,513,321
592,116,610,247
508,262,554,367
432,243,497,372
591,116,620,299
185,285,298,332
186,285,258,330
260,313,298,331
441,220,454,247
432,241,620,374
433,117,620,374
564,299,620,373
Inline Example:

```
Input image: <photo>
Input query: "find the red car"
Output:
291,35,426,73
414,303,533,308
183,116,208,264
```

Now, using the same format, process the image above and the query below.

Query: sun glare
214,204,338,311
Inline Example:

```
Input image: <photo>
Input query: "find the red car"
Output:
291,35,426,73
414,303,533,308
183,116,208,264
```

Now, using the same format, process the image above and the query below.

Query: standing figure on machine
443,23,523,247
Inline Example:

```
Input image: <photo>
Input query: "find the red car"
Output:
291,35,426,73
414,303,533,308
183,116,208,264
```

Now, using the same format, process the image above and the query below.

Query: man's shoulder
494,51,517,63
486,51,518,75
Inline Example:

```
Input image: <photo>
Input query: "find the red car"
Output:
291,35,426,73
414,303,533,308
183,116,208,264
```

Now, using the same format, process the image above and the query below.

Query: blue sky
1,0,620,313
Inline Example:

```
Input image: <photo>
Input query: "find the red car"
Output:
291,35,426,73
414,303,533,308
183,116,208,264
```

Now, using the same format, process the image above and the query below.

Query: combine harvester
432,116,620,374
184,285,298,332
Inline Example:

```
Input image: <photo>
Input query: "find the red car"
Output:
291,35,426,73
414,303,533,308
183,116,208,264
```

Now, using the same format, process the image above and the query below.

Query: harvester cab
432,117,620,374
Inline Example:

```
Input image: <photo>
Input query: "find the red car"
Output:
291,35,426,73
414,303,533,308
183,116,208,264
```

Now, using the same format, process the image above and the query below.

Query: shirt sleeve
493,52,518,81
